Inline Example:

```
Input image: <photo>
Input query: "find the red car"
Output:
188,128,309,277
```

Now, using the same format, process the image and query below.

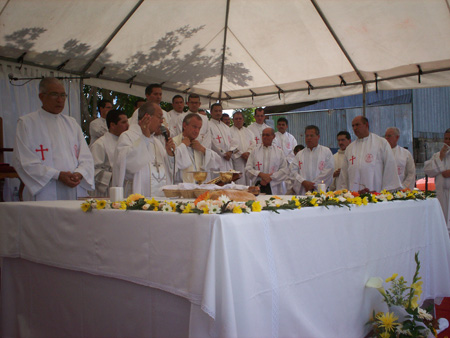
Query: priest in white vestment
246,128,289,195
338,116,401,192
290,125,334,195
424,129,450,235
247,108,270,146
172,113,220,183
13,77,94,201
385,127,416,190
167,95,186,138
230,112,256,185
113,102,174,197
90,110,129,196
273,117,297,164
89,99,113,146
330,131,351,191
209,103,238,171
128,84,170,146
174,94,211,149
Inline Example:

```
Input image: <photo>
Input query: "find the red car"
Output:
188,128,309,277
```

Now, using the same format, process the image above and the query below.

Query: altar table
1,198,450,337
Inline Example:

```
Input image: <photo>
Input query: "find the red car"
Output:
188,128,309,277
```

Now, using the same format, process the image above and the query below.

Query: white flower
197,201,207,209
337,196,347,202
343,192,353,199
218,195,230,204
142,203,150,210
161,203,172,212
395,191,406,198
418,308,433,321
365,277,384,289
210,204,221,214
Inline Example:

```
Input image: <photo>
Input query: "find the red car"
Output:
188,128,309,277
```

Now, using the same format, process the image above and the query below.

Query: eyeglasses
46,92,68,99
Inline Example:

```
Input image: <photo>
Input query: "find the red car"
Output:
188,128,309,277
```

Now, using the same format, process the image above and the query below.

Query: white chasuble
13,108,94,201
338,133,401,192
113,124,172,197
245,144,289,195
290,145,334,195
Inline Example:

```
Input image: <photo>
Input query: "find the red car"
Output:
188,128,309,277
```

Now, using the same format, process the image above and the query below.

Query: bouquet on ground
366,253,438,338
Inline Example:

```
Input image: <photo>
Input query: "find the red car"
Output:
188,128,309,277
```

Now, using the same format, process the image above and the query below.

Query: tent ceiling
0,0,449,108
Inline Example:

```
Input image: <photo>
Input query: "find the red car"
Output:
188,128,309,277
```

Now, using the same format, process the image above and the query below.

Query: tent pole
218,0,231,103
362,82,366,117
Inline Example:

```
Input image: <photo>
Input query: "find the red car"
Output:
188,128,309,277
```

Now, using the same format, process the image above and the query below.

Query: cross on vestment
216,135,222,143
298,161,302,169
256,161,262,170
35,144,49,160
349,156,356,165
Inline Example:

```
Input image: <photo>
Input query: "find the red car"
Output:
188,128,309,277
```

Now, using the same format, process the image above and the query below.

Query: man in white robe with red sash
13,77,94,201
290,125,334,195
90,110,129,197
113,102,174,197
209,103,237,171
338,116,401,192
246,128,289,195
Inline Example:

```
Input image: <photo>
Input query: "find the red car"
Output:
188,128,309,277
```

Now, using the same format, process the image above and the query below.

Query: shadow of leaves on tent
2,25,253,90
124,25,253,88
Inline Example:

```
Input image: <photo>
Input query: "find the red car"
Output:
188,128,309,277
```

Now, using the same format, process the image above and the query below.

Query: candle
317,182,326,193
109,187,123,202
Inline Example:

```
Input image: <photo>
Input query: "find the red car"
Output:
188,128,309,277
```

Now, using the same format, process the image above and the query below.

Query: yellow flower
182,204,192,213
380,331,390,338
81,202,91,212
252,201,262,212
376,312,399,332
127,193,144,203
153,207,158,211
362,196,369,205
232,206,242,214
310,198,318,206
385,273,398,283
411,295,419,309
202,206,209,214
96,200,107,210
119,201,127,210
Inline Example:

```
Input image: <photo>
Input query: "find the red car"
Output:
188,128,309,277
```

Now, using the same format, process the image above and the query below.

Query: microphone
8,73,18,81
160,125,169,142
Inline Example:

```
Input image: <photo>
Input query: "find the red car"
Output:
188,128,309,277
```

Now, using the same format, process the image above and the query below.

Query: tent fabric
0,0,449,108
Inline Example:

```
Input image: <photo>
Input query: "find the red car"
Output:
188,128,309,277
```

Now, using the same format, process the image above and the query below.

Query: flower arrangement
366,253,438,338
81,189,432,214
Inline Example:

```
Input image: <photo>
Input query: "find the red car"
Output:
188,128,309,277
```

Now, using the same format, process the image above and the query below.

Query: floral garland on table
81,189,434,214
365,252,438,338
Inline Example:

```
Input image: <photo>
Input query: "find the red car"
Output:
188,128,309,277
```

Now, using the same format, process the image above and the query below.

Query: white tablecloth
1,199,450,337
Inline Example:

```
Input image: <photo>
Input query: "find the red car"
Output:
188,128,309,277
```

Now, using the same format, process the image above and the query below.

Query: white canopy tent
0,0,449,110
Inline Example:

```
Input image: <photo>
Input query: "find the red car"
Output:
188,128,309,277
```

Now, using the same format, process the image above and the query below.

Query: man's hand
258,172,272,183
58,171,81,188
241,152,250,161
182,137,191,147
191,140,206,154
301,180,315,192
165,137,175,156
138,115,151,137
440,144,449,161
333,168,341,178
224,151,233,161
442,169,450,178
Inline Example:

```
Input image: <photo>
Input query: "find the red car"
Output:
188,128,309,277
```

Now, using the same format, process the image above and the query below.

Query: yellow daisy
376,312,399,332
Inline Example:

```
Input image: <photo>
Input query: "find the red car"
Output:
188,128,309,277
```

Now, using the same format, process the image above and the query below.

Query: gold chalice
193,171,208,185
219,171,233,183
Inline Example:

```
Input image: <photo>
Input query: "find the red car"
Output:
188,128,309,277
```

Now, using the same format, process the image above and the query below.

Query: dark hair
337,131,351,140
188,93,200,101
98,99,112,109
221,113,230,120
211,103,222,111
145,83,162,96
305,125,320,135
106,110,127,129
134,98,145,108
233,111,244,119
294,144,305,154
277,117,288,125
255,108,264,115
172,95,183,103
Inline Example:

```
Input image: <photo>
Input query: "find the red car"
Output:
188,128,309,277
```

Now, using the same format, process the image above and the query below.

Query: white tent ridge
1,0,449,108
